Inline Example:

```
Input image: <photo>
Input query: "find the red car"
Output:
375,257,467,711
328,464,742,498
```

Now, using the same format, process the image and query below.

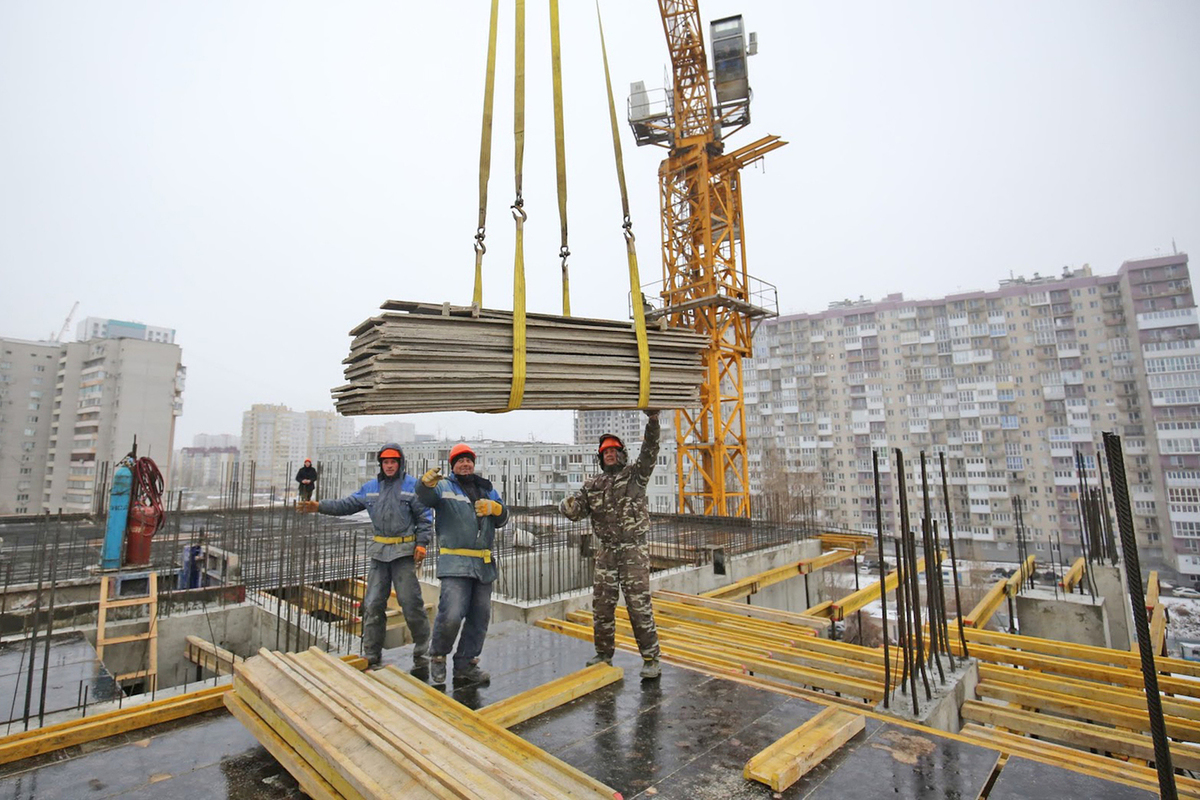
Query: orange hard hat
304,458,312,465
449,442,476,465
378,444,402,460
598,435,624,454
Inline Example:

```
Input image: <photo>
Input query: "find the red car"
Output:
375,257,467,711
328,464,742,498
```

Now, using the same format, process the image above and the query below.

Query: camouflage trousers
592,542,660,661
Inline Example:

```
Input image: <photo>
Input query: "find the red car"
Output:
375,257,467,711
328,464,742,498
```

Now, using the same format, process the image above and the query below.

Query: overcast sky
2,2,1197,447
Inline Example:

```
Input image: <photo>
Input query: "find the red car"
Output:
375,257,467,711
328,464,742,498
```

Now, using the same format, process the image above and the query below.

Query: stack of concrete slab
225,646,620,800
332,300,707,414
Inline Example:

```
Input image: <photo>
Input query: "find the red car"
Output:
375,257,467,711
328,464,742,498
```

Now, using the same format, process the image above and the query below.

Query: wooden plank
1146,571,1160,610
962,700,1200,771
185,634,242,676
798,549,857,575
0,685,227,766
652,589,832,634
979,663,1200,722
978,679,1200,742
1005,555,1035,597
953,641,1200,697
367,664,623,799
1150,601,1167,656
963,625,1200,678
1062,557,1086,593
744,706,865,791
223,692,346,800
476,664,624,729
959,724,1200,799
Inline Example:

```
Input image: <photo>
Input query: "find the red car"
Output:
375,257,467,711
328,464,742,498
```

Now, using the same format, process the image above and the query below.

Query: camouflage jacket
560,415,660,546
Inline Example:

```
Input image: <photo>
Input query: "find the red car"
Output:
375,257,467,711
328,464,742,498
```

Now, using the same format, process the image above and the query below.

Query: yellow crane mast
631,2,785,517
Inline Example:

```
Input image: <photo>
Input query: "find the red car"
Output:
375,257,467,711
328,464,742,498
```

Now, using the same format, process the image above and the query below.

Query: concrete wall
1091,563,1133,651
1014,589,1110,648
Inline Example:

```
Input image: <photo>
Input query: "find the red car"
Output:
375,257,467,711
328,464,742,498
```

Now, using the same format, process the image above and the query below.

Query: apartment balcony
1138,307,1199,330
1043,385,1066,400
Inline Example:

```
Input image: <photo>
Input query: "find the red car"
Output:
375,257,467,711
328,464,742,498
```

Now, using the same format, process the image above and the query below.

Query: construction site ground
0,620,1151,800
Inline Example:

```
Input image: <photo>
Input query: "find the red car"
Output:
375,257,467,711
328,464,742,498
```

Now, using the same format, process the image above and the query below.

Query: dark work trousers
592,542,661,661
362,556,430,665
430,576,493,671
298,483,314,501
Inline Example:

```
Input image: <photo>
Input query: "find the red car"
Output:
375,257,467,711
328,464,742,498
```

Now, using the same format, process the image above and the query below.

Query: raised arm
635,410,661,479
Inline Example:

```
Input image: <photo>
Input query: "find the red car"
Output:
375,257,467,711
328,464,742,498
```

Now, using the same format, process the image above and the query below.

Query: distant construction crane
630,3,785,517
51,301,79,343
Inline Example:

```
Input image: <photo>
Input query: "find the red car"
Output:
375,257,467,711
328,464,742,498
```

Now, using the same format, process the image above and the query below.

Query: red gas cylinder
125,502,160,565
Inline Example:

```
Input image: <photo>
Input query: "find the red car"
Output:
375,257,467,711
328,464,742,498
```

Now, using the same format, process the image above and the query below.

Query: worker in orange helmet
418,442,508,687
295,458,318,502
559,410,662,679
298,444,432,675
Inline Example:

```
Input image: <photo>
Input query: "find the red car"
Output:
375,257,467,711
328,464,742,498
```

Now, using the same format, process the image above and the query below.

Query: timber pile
332,300,707,414
227,646,619,800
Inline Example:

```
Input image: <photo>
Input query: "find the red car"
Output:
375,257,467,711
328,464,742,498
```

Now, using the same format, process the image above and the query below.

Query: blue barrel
102,463,133,570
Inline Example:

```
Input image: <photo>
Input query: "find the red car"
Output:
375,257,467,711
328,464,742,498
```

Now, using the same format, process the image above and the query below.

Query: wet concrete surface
988,755,1157,799
0,632,117,728
0,621,1156,799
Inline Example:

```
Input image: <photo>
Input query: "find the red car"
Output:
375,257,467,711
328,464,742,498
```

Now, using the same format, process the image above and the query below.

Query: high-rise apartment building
0,339,62,514
745,253,1198,578
240,405,356,495
317,437,678,513
43,338,186,512
173,446,240,500
75,317,175,344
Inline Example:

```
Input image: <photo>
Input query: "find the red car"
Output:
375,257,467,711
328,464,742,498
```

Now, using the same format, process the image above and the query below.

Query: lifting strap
596,3,650,408
508,0,528,410
473,0,501,307
549,0,571,317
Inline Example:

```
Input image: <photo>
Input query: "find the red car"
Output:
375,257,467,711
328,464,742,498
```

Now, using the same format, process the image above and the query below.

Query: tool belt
373,534,416,545
440,547,492,563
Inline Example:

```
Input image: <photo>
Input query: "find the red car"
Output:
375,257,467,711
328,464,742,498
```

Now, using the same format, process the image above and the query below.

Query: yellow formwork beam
185,635,242,677
1005,554,1036,597
653,589,831,635
1061,557,1085,593
830,558,928,622
1146,571,1160,610
979,663,1200,722
963,625,1200,678
964,579,1008,628
744,706,865,792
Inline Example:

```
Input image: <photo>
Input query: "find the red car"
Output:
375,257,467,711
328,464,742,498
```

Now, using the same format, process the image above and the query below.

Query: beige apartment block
0,339,62,514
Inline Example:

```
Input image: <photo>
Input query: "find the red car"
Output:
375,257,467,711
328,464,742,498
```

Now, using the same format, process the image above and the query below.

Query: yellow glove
413,545,426,567
297,500,319,514
474,499,502,517
421,466,442,488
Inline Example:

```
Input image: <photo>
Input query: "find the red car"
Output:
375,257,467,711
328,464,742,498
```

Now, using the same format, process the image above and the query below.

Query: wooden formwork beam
185,635,242,676
964,579,1008,628
1005,554,1036,597
1061,557,1085,593
979,663,1200,722
744,707,865,791
962,700,1200,771
653,590,831,635
830,558,928,621
963,625,1200,678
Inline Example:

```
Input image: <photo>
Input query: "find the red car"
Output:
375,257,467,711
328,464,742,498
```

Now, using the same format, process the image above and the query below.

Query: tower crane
630,2,785,517
51,301,79,343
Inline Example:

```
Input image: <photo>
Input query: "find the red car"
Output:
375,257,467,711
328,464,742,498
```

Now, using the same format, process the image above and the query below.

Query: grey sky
2,2,1197,447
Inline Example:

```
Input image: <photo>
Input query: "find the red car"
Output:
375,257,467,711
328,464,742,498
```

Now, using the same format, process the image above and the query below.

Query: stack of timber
332,301,708,414
227,646,619,800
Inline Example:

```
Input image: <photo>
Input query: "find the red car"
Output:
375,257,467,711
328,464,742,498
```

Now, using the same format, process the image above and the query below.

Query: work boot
454,658,490,687
585,654,612,667
640,658,661,680
430,656,447,686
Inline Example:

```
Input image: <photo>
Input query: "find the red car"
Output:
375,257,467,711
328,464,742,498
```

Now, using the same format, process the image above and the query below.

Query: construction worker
559,410,662,679
295,458,318,502
418,442,508,687
298,443,431,675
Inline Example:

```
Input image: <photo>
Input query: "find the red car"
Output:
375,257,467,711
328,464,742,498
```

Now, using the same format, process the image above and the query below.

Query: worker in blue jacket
418,442,508,687
299,443,432,675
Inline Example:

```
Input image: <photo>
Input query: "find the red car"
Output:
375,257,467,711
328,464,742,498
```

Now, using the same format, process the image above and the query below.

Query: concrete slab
0,631,117,727
988,755,1157,799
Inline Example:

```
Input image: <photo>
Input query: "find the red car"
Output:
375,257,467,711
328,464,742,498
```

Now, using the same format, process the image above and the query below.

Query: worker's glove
421,467,443,488
475,499,503,517
559,496,577,517
296,500,319,514
413,545,426,567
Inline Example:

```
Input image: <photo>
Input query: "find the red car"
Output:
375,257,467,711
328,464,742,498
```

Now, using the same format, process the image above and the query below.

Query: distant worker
298,444,431,675
559,410,662,679
418,443,508,687
295,458,318,502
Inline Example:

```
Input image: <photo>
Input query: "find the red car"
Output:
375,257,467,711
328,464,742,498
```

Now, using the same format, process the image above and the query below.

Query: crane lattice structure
632,1,785,517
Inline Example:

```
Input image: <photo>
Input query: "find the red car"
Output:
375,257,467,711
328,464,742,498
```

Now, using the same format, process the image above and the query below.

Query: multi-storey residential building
316,437,678,513
745,253,1198,578
240,406,356,495
173,446,240,498
0,339,61,514
43,338,185,512
75,317,176,344
192,433,240,449
356,421,416,444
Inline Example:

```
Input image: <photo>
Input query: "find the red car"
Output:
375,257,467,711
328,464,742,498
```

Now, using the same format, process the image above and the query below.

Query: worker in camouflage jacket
559,410,662,679
298,444,432,676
